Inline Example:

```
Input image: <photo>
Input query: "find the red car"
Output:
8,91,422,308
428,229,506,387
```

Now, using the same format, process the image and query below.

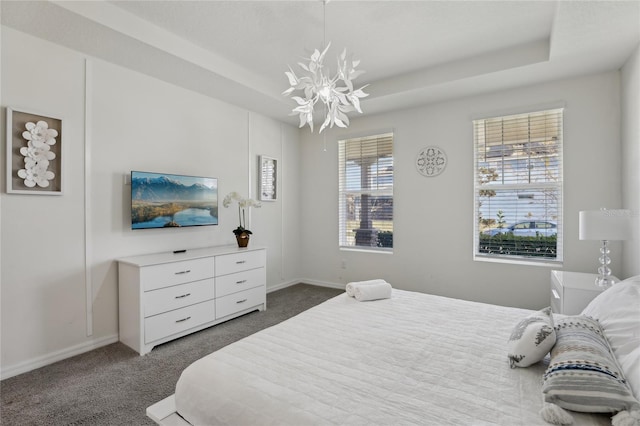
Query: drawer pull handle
175,293,191,299
175,270,191,275
236,280,247,284
235,260,246,264
175,316,191,323
236,299,247,304
551,289,560,300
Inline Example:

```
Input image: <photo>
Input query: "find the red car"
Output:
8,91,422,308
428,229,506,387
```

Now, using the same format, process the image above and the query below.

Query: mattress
174,289,610,425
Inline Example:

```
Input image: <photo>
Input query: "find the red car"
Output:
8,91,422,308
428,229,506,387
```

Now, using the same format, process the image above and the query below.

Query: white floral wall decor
6,108,63,194
19,121,58,188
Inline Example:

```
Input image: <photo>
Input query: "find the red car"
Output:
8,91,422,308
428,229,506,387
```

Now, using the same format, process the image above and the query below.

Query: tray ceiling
2,1,639,125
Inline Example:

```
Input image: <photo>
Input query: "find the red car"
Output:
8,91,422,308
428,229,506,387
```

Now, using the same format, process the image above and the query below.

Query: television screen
131,171,218,229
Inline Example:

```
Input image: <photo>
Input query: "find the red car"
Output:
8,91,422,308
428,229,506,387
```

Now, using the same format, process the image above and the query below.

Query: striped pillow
542,316,640,414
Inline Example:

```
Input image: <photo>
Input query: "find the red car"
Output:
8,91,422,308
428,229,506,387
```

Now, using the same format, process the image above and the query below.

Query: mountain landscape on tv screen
132,175,214,202
131,174,218,228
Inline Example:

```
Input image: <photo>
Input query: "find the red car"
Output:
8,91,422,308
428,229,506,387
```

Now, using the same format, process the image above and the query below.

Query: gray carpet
0,284,343,426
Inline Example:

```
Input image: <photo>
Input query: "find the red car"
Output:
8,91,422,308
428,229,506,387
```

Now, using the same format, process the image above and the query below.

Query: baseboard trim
266,279,300,293
299,278,345,290
1,333,119,380
267,279,345,293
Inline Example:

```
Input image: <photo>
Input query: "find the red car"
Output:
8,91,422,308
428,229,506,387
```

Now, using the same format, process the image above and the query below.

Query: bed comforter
174,289,610,425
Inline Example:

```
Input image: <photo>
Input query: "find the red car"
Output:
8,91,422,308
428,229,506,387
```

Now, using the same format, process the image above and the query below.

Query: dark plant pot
236,232,250,248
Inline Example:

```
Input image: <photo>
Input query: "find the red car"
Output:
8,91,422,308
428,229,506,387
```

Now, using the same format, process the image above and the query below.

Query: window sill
474,254,562,268
340,247,393,255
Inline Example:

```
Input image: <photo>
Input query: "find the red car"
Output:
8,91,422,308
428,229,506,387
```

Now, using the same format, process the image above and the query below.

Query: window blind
338,132,394,250
473,109,563,262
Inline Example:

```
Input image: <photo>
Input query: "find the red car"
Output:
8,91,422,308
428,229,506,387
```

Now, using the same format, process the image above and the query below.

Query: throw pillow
541,316,640,425
581,276,640,401
507,307,556,368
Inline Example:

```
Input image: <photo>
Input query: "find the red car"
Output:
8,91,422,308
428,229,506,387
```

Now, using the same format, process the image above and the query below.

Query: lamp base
594,276,616,288
593,239,616,289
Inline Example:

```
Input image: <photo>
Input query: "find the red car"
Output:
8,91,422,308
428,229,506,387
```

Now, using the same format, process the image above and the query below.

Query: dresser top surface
117,245,266,267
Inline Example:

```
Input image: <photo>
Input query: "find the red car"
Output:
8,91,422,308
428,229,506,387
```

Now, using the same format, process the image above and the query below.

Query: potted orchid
223,192,261,247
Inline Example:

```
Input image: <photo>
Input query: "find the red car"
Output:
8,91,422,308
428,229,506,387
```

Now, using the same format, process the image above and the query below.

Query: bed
147,278,640,426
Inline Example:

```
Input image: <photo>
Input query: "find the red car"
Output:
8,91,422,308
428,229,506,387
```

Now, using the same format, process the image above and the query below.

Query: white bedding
174,289,610,425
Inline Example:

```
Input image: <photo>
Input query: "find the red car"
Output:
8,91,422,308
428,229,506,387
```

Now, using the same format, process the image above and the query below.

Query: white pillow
507,307,556,368
581,275,640,400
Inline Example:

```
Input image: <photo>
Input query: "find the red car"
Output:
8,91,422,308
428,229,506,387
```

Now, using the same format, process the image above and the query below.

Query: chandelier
282,3,368,133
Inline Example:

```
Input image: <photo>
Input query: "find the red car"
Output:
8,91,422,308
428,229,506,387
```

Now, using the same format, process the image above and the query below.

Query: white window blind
473,109,563,262
339,133,394,250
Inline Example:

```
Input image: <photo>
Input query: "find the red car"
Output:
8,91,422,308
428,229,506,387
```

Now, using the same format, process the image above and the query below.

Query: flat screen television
131,171,218,229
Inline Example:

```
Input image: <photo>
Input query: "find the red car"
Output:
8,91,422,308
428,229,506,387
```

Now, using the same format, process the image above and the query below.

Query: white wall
1,28,89,377
1,28,300,378
249,117,302,290
299,71,624,310
621,43,640,278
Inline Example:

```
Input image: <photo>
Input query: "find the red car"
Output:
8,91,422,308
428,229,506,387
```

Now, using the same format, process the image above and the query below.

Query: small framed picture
259,155,277,201
6,107,63,195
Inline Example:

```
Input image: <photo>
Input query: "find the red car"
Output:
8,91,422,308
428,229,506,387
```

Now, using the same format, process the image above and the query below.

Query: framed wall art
258,155,277,201
6,107,63,195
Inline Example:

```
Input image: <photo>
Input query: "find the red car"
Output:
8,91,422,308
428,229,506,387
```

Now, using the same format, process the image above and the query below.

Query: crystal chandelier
282,3,368,133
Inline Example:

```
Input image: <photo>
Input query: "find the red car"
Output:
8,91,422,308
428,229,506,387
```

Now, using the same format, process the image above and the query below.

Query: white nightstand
550,270,616,315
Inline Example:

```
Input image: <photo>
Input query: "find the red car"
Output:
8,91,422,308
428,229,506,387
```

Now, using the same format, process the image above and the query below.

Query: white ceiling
2,1,639,126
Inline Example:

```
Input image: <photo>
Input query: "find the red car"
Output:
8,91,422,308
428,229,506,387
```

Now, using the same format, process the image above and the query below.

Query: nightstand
550,270,615,315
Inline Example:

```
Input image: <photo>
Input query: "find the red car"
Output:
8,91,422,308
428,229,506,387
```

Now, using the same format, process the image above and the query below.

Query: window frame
472,108,564,266
338,132,394,253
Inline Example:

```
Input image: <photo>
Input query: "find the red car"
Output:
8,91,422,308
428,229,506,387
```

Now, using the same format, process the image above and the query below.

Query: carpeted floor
0,284,343,426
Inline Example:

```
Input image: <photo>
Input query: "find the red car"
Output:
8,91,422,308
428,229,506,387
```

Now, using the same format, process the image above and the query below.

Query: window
473,109,563,263
339,132,393,251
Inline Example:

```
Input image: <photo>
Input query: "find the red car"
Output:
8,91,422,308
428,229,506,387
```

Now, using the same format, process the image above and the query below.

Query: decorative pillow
507,307,556,368
541,316,640,425
581,276,640,401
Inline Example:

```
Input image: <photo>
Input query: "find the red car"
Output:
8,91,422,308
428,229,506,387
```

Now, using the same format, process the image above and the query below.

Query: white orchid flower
223,192,261,233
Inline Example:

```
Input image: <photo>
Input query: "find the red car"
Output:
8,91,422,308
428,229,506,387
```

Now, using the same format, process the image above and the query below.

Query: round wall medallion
416,146,447,177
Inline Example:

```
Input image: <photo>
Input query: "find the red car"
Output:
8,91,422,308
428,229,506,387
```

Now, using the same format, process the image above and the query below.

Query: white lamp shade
579,209,632,241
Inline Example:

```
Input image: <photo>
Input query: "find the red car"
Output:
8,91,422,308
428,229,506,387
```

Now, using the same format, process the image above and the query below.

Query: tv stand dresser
117,245,266,355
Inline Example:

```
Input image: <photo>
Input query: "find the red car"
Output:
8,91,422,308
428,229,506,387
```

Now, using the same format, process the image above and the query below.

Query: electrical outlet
124,173,131,185
341,260,347,269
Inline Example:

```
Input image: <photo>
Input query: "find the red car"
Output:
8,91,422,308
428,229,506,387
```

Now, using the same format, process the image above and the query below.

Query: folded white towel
353,281,393,302
346,279,387,297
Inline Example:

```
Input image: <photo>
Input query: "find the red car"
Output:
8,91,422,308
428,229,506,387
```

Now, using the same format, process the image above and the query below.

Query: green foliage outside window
478,234,557,258
377,231,393,248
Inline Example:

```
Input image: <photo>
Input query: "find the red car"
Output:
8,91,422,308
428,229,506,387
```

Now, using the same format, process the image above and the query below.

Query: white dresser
118,246,266,355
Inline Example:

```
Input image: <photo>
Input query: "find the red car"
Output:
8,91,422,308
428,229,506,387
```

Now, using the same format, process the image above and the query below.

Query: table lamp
579,209,631,288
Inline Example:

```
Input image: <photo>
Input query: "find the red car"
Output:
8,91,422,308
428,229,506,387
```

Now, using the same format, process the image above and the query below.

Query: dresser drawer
141,258,215,291
215,250,266,277
145,299,215,343
144,278,214,317
216,285,265,319
216,268,265,298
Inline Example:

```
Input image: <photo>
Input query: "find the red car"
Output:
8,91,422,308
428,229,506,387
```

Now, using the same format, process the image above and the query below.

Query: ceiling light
282,2,368,133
